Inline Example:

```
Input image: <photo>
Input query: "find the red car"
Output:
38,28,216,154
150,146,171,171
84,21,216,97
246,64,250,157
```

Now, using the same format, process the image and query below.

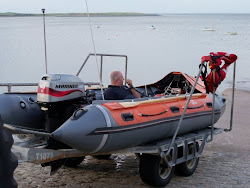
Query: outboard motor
37,74,86,149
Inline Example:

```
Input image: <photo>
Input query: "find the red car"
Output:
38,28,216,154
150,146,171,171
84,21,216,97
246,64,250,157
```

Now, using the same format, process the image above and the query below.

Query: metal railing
76,53,128,85
0,82,102,93
0,83,38,93
224,61,236,132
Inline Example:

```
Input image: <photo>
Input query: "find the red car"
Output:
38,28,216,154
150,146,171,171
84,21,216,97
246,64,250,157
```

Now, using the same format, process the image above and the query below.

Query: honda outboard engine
37,74,86,149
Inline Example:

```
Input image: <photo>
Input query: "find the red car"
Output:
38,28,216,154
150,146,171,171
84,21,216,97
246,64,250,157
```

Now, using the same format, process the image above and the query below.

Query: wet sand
14,89,250,187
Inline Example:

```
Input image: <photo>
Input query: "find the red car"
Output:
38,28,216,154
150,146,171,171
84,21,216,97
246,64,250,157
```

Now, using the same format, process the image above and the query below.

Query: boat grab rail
76,53,128,85
0,83,38,93
0,82,101,93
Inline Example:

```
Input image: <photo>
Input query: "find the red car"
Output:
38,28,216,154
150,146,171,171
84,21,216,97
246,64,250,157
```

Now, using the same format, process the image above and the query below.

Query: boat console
86,72,204,101
127,72,203,98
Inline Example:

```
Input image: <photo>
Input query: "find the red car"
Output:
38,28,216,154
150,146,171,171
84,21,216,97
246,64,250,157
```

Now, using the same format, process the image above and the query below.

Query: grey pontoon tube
163,62,205,158
225,61,236,132
3,124,52,137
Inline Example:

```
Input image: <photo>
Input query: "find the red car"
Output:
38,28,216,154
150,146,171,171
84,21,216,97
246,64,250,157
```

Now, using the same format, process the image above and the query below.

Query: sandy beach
14,89,250,187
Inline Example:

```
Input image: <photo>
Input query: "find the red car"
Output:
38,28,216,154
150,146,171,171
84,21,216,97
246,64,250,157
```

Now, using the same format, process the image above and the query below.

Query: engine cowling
37,74,85,103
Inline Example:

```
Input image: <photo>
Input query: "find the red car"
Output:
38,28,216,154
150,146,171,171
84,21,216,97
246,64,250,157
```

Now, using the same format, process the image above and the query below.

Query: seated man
104,71,141,100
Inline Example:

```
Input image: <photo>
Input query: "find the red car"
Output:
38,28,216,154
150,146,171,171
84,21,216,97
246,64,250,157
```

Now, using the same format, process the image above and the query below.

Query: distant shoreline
0,12,249,17
0,12,160,17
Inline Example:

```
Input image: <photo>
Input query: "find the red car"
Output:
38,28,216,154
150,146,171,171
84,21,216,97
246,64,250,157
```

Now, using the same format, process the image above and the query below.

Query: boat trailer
1,54,236,187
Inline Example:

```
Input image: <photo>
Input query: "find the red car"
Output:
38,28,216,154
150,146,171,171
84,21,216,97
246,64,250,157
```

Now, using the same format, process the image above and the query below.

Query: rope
84,0,104,100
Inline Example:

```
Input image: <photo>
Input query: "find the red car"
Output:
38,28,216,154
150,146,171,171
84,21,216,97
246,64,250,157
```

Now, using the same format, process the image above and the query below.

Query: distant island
0,12,160,17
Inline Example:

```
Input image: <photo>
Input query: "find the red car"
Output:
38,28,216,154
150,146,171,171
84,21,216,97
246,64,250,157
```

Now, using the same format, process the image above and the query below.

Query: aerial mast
42,8,48,74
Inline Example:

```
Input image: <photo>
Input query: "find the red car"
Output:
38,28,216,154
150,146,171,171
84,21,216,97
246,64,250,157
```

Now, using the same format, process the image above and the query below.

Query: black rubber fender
0,116,18,188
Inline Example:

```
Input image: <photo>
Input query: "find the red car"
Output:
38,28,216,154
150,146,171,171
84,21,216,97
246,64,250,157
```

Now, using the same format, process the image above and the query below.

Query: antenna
42,8,48,74
85,0,104,100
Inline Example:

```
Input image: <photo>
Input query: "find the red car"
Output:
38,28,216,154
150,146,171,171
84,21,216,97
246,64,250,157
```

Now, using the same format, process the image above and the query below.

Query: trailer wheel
139,154,174,187
176,143,199,176
64,157,85,167
93,154,111,160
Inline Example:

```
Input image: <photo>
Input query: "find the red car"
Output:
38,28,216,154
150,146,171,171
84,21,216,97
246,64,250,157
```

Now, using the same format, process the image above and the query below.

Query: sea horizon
0,14,249,92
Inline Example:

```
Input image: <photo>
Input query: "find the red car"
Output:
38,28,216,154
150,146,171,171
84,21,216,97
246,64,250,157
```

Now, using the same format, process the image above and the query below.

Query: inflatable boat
0,69,225,153
0,52,237,187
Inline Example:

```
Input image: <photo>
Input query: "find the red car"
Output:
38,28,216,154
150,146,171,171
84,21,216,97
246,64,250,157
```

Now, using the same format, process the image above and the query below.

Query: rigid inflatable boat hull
53,93,225,154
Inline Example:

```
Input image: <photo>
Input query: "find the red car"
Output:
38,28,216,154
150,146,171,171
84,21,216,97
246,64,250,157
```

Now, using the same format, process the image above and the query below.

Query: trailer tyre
64,157,85,167
139,154,174,187
175,143,199,176
0,118,18,188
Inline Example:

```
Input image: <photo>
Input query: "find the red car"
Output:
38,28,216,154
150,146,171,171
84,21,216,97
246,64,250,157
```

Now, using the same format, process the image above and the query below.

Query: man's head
110,71,124,86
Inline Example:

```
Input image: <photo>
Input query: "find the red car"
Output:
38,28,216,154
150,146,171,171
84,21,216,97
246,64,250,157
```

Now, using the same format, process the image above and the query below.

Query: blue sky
1,0,249,14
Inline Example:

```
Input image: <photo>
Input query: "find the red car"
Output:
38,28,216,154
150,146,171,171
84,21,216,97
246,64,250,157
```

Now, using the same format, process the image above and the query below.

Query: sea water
0,14,249,93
